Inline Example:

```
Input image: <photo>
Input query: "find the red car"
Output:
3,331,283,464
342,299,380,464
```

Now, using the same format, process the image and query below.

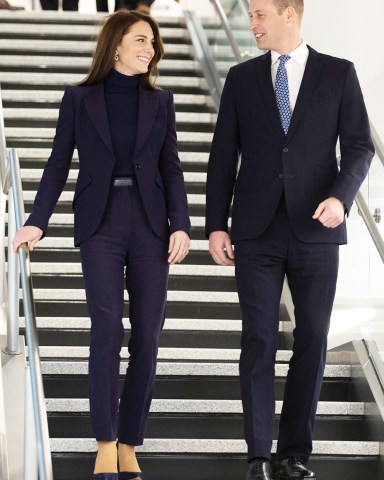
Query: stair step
21,191,206,205
50,454,379,480
49,438,379,455
28,299,242,318
27,329,248,350
21,317,244,331
48,415,376,442
6,128,213,144
22,240,210,254
19,169,207,182
0,38,194,56
40,361,351,377
26,261,232,275
2,90,213,108
0,55,198,70
0,72,209,89
0,10,183,24
29,288,238,303
46,398,366,415
10,213,206,227
42,376,361,402
16,148,209,163
38,346,243,361
4,109,216,125
0,23,189,40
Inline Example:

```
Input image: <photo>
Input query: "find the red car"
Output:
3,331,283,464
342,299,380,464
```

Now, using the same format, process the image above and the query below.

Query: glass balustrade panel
364,152,384,381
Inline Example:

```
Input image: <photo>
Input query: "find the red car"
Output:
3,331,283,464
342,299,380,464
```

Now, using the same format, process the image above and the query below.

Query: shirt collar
271,41,309,66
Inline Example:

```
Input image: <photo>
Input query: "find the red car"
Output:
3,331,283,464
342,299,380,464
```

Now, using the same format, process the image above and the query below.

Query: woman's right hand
12,226,43,253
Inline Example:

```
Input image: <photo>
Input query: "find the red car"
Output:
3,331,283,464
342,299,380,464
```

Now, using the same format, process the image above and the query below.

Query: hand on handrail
12,226,43,253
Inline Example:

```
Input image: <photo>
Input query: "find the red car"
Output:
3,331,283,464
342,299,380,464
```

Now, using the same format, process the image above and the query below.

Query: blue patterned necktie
275,55,291,135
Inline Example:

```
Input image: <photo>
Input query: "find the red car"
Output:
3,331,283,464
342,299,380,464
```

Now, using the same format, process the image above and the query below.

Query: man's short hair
273,0,304,18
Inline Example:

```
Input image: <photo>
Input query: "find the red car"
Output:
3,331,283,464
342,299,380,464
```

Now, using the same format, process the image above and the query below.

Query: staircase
0,8,382,480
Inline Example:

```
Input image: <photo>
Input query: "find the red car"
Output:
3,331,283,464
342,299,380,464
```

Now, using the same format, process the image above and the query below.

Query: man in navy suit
205,0,374,479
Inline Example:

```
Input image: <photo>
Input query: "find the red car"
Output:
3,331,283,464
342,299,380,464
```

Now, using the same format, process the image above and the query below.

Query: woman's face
115,20,155,76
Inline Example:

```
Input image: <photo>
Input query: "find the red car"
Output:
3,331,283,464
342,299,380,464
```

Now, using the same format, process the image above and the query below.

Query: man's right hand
12,226,43,253
209,231,235,266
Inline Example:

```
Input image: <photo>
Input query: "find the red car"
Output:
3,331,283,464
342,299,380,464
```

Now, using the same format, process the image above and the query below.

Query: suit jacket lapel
285,46,323,142
255,51,286,140
133,86,159,159
83,82,114,157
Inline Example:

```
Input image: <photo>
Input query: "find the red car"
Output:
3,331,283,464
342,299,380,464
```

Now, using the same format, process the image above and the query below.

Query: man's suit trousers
235,196,339,464
80,183,169,444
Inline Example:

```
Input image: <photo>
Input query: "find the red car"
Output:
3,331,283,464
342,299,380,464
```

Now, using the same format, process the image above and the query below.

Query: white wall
301,0,384,140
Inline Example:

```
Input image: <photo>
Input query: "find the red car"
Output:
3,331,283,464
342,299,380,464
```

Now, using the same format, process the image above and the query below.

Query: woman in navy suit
13,10,190,480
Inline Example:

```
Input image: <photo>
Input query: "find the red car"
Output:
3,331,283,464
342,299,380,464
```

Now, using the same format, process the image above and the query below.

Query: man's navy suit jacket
25,82,191,246
205,46,375,244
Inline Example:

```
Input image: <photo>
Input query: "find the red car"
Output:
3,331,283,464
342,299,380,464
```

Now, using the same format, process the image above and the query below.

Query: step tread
45,398,368,415
21,317,244,331
2,90,211,106
0,72,209,87
4,108,216,124
40,361,351,377
7,128,213,142
49,438,380,455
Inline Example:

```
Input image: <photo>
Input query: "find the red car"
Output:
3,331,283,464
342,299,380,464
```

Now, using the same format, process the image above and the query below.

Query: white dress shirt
271,41,309,113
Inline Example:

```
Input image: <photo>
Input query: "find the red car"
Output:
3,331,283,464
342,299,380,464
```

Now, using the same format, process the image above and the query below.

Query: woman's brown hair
78,10,164,90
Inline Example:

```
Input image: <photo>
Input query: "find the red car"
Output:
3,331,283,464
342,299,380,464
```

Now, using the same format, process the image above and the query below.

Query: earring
114,51,119,61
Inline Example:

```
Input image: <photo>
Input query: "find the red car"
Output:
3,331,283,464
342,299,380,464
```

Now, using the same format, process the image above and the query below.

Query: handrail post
5,188,20,355
0,191,7,311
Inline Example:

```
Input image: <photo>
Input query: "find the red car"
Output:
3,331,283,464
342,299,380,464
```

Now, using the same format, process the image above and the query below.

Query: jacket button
283,148,289,153
135,164,141,170
278,173,284,179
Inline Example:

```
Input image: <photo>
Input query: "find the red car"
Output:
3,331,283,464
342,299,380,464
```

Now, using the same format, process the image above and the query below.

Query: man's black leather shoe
273,457,316,479
245,459,273,480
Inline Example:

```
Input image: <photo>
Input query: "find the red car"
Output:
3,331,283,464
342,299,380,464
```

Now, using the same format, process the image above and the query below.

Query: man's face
249,0,289,52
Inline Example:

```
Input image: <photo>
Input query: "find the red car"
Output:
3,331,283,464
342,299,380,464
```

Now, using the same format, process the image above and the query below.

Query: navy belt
112,176,137,187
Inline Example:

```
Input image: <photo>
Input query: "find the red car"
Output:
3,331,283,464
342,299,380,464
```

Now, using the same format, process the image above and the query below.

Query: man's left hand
312,197,345,228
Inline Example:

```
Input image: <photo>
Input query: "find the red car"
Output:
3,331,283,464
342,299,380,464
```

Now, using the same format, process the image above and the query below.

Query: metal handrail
0,87,53,479
240,0,249,17
9,148,53,480
183,9,223,110
370,121,384,168
210,0,243,63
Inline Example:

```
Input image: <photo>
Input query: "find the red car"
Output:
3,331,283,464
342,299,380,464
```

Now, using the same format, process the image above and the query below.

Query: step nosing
49,438,380,455
45,398,368,416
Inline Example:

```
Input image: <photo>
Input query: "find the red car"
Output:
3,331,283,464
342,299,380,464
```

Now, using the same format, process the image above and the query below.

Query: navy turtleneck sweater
104,68,141,177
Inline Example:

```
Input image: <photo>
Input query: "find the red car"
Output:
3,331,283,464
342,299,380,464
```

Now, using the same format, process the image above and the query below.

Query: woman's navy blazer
25,82,191,246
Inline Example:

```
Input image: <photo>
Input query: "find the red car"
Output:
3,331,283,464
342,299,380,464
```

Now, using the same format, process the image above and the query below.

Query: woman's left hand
168,230,190,264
